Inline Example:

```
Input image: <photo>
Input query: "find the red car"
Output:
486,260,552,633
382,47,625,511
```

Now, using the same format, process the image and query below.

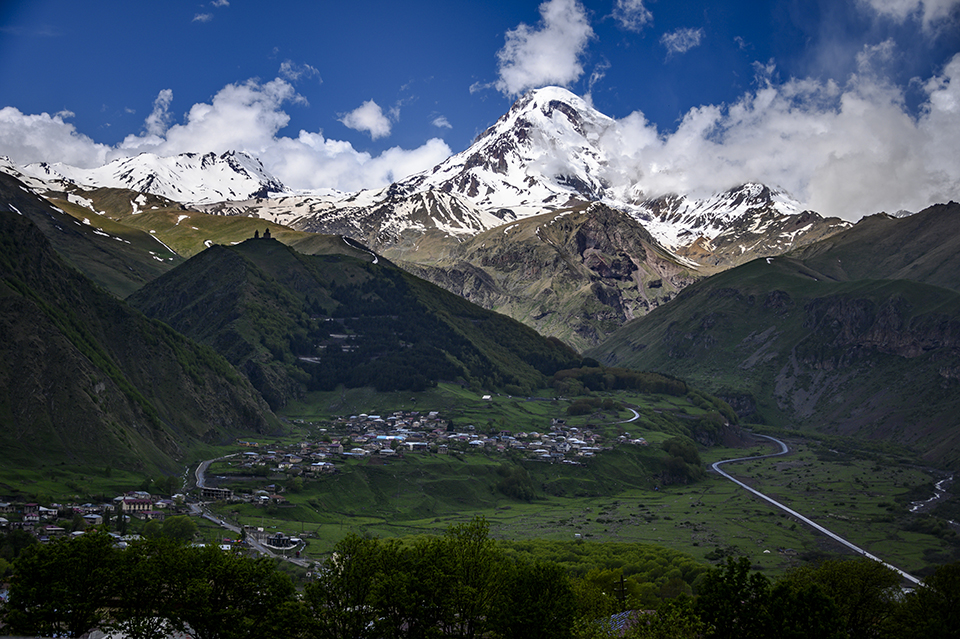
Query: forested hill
127,237,581,409
0,196,279,472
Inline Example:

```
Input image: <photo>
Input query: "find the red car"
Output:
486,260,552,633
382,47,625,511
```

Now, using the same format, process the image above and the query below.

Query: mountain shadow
127,237,581,409
589,203,960,468
0,181,280,472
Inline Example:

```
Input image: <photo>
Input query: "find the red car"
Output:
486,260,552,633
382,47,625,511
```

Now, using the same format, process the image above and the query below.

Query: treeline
552,365,690,397
3,523,959,639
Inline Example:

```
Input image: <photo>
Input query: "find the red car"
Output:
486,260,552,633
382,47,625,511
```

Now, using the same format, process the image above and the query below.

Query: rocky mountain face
588,202,960,466
398,203,698,351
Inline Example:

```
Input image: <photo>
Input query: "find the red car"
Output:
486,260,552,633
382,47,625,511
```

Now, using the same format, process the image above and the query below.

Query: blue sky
1,0,958,217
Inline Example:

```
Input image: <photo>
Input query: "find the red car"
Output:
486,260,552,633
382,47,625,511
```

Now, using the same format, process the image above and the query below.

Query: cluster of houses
0,491,187,540
230,410,649,482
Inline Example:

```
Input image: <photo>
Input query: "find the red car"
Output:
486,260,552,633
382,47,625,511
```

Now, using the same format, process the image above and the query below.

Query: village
224,408,651,483
0,408,650,543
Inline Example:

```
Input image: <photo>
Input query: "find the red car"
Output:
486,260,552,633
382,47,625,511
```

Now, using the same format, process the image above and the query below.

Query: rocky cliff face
397,202,698,351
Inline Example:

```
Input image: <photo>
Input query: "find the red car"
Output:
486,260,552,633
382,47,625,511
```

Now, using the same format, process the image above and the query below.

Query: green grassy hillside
588,249,960,468
0,177,183,298
790,203,960,291
0,179,281,473
127,238,581,410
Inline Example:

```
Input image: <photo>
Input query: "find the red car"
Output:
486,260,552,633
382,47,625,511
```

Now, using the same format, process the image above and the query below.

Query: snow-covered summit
20,150,287,204
397,86,616,215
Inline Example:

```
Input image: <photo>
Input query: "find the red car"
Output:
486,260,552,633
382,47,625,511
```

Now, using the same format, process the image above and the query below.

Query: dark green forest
2,520,958,639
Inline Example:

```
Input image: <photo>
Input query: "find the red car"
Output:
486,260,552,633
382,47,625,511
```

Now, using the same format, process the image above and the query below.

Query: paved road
712,434,920,585
192,456,310,567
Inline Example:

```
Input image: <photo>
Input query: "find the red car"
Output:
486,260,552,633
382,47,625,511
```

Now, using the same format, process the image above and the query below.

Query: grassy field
205,448,953,580
198,385,959,580
5,381,954,582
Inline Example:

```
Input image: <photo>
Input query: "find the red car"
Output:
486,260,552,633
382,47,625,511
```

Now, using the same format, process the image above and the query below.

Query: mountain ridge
587,202,960,467
0,173,280,471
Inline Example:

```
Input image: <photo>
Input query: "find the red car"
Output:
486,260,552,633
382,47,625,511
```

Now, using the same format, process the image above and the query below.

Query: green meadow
199,384,957,580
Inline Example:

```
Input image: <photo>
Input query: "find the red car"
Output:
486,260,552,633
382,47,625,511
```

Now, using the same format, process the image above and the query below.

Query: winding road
712,434,920,585
192,456,310,567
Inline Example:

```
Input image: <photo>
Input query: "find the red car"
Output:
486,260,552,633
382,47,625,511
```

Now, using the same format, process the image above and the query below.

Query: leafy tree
496,463,536,501
107,537,188,639
439,517,503,639
767,579,844,639
624,598,705,639
171,545,298,639
885,561,960,639
490,560,577,639
5,531,119,637
780,558,900,639
161,515,198,542
368,537,450,639
142,519,162,539
304,533,386,639
694,557,772,639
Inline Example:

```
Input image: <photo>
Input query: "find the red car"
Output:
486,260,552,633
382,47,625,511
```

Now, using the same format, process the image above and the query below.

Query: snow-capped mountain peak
20,150,287,204
400,86,617,216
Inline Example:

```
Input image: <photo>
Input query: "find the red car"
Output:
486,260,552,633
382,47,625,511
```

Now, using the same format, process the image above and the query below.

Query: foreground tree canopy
2,524,959,639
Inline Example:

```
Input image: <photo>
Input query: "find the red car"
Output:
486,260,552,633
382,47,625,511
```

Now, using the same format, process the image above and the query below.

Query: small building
83,513,103,526
200,487,234,501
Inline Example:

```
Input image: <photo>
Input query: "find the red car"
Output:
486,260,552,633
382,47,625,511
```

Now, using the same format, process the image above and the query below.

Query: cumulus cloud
494,0,594,96
0,77,451,193
0,107,111,168
857,0,960,30
597,51,960,220
338,100,392,140
612,0,652,31
432,115,452,129
660,27,704,56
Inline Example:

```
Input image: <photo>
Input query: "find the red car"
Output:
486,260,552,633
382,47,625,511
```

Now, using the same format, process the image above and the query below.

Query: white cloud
143,88,173,137
660,27,704,56
494,0,594,96
338,100,392,139
279,60,321,83
119,78,303,154
857,0,960,30
0,107,111,168
192,13,213,23
432,115,452,129
612,0,652,31
0,77,452,193
597,52,960,220
211,0,230,6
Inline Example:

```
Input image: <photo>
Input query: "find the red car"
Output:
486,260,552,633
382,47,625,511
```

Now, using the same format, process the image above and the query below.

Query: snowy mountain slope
195,187,515,249
20,151,286,204
398,86,615,214
285,87,843,255
0,155,74,194
5,86,849,262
